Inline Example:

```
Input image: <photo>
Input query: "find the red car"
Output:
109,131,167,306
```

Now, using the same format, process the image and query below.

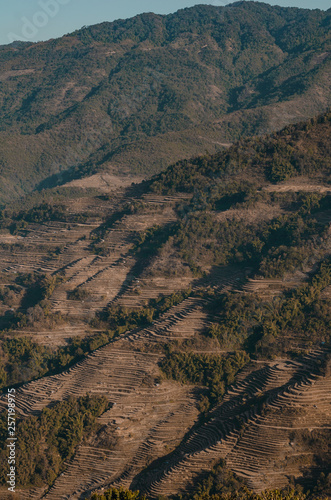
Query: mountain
0,111,330,499
0,1,330,202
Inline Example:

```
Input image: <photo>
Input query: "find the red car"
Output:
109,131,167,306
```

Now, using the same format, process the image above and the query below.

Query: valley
0,3,330,498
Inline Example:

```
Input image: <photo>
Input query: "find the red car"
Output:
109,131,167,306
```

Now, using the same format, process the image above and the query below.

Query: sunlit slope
0,2,330,202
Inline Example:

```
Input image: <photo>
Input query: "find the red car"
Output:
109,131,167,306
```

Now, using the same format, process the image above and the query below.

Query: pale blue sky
1,0,329,46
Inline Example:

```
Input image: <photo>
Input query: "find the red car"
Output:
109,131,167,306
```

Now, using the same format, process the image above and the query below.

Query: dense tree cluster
96,290,192,329
0,395,108,487
161,350,249,408
90,479,329,500
150,112,330,195
206,258,331,358
0,202,89,234
133,190,330,277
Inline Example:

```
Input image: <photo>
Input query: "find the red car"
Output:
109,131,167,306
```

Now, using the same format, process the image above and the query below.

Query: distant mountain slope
0,1,330,202
150,109,331,194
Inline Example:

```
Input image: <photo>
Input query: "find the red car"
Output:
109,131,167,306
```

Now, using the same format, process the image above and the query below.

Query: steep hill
0,2,330,202
0,111,330,499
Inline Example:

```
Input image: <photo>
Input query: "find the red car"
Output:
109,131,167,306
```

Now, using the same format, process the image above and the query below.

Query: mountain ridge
0,1,330,202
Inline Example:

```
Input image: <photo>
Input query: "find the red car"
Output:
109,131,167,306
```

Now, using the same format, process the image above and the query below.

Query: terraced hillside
135,351,330,497
0,113,330,499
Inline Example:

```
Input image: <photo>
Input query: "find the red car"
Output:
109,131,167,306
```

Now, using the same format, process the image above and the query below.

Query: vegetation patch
67,288,90,301
90,481,326,500
205,258,331,358
160,350,249,410
151,112,331,195
95,289,192,330
0,395,109,488
0,202,89,234
0,290,192,391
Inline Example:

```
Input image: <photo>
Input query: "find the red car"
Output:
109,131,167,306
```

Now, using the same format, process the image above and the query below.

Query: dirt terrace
0,177,330,499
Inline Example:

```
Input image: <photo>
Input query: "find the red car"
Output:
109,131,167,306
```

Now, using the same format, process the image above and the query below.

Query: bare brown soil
0,176,330,499
64,173,145,193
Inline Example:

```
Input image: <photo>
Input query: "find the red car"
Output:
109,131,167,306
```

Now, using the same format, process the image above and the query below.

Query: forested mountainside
0,1,330,202
0,111,330,499
150,108,331,193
